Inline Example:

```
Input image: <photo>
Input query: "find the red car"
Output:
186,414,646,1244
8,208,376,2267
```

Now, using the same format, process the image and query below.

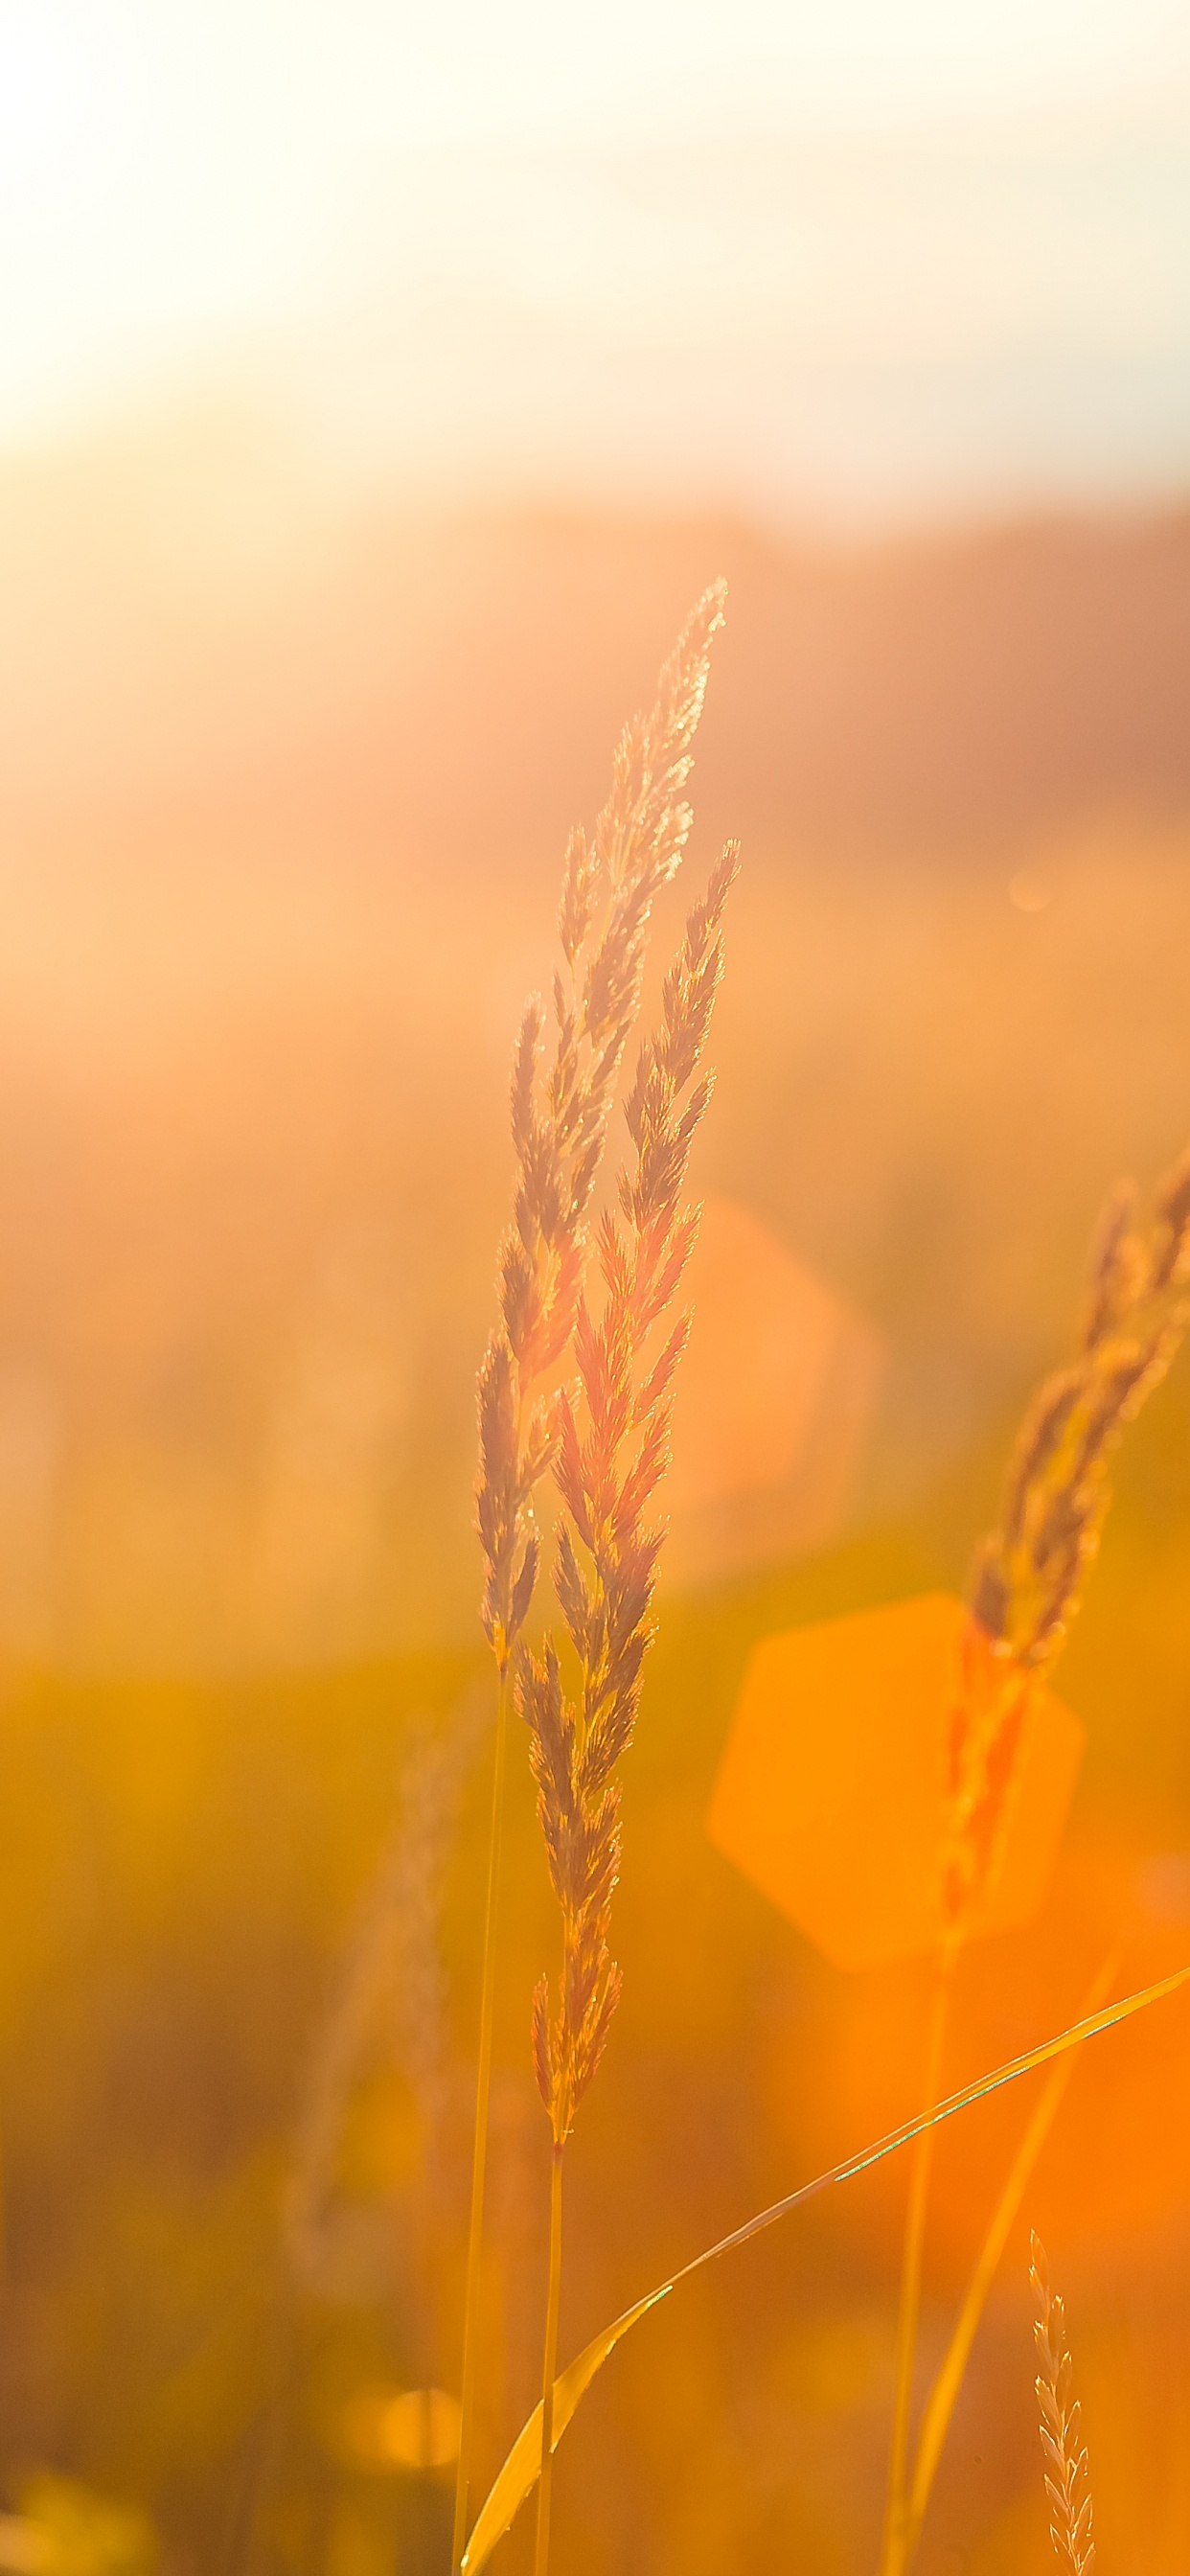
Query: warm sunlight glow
3,12,1190,2568
3,0,1190,518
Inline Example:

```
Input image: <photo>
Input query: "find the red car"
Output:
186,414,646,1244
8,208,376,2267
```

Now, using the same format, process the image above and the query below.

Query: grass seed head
474,586,727,1676
522,831,738,2144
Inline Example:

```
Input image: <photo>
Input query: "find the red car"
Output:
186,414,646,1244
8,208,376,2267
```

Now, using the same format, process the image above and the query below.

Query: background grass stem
881,1955,953,2576
451,1669,511,2575
534,2145,565,2576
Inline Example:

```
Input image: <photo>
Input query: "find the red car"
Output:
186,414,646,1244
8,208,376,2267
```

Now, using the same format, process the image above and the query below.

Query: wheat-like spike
939,1140,1190,1938
1030,2234,1097,2576
521,842,738,2147
972,1139,1190,1674
475,583,726,1675
523,839,737,2576
457,590,728,2576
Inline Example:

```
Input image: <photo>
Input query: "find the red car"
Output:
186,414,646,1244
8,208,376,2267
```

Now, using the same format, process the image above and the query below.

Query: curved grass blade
462,1960,1190,2574
460,2288,672,2573
905,1939,1123,2552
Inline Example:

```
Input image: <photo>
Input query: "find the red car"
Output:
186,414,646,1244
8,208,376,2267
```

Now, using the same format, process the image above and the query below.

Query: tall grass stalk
522,845,737,2576
881,1960,952,2576
454,588,727,2569
881,1145,1189,2576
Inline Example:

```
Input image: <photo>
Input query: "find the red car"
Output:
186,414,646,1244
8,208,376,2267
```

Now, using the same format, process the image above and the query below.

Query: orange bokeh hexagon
707,1591,1085,1970
664,1195,883,1587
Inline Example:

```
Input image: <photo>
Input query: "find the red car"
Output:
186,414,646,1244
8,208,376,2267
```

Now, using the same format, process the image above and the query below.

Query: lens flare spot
341,2385,461,2474
665,1195,882,1586
707,1591,1084,1969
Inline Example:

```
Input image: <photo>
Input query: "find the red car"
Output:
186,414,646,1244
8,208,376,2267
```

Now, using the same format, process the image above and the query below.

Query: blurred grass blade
462,1960,1190,2574
459,2288,672,2572
906,1940,1123,2547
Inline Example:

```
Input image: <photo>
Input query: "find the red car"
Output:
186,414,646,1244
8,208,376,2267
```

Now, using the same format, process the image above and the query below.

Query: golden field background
0,416,1188,2572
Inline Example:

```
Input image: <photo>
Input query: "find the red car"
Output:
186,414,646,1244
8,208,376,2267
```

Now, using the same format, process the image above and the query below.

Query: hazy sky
4,0,1190,521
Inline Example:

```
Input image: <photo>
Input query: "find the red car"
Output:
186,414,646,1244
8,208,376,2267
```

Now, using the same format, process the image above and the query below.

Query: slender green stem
534,2142,565,2576
451,1668,511,2576
880,1953,953,2576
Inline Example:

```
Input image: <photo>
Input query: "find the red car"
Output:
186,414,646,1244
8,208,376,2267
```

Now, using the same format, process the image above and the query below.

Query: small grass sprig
1031,2232,1096,2576
520,841,738,2575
